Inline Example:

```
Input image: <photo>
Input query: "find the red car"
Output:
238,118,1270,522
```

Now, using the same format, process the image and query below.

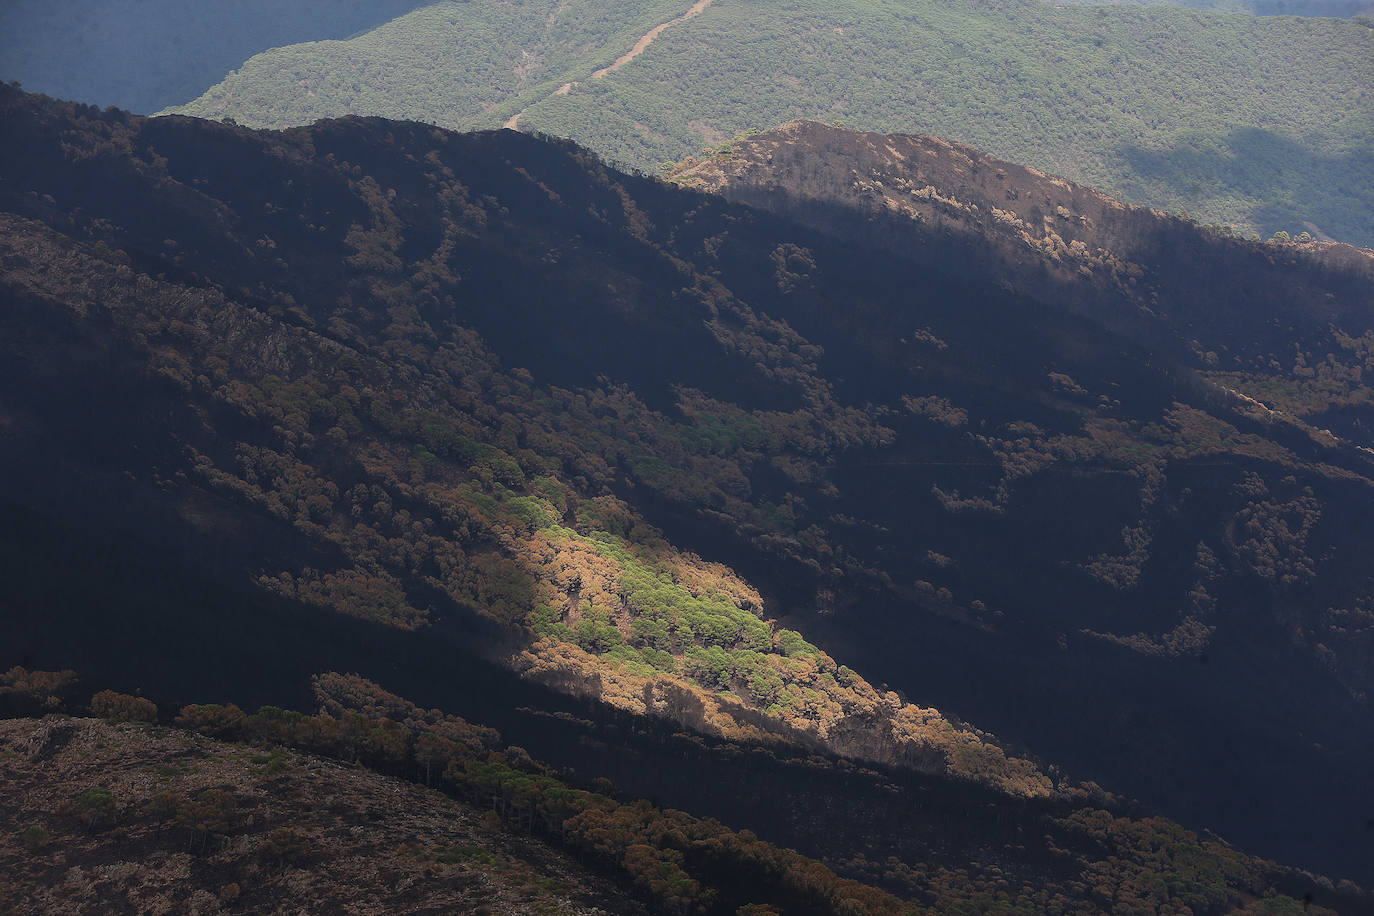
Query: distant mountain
0,0,433,113
2,85,1374,909
162,0,1374,246
162,0,711,133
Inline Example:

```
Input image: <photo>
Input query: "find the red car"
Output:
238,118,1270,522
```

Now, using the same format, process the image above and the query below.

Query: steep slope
0,87,1051,799
669,120,1374,347
162,0,1374,245
667,123,1374,877
1,86,1373,890
0,715,645,915
0,0,435,114
7,674,1357,915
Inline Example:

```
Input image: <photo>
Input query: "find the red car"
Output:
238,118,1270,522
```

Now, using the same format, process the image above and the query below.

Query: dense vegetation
165,0,1374,244
2,85,1374,898
0,0,435,114
1052,0,1374,16
162,0,694,130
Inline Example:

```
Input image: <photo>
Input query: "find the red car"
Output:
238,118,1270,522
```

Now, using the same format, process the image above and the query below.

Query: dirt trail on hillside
504,82,572,129
592,0,715,78
504,0,715,131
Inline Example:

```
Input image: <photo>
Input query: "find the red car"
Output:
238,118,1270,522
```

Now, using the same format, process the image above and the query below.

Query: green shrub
263,827,314,865
20,825,50,850
74,787,117,828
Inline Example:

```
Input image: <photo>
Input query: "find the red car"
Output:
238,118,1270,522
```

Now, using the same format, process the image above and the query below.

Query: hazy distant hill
3,85,1374,903
163,0,1374,245
0,0,433,113
162,0,699,131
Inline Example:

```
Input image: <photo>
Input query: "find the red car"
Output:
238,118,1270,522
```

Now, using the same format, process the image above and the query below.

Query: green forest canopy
164,0,1374,245
1051,0,1374,16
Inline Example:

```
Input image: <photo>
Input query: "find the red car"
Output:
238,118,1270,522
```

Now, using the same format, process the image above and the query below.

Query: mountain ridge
2,85,1373,893
669,119,1374,346
162,0,1374,245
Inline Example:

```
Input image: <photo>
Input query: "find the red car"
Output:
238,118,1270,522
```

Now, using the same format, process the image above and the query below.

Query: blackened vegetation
6,677,1365,914
0,84,1372,906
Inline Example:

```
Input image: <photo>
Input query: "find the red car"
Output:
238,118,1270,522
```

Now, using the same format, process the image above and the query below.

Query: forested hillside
161,0,697,130
2,85,1374,905
0,0,434,113
1052,0,1374,16
165,0,1374,245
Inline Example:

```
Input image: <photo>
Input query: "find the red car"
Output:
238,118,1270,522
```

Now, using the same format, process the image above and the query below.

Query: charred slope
10,677,1362,916
0,714,649,915
672,120,1374,360
671,123,1374,880
1,86,1373,889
